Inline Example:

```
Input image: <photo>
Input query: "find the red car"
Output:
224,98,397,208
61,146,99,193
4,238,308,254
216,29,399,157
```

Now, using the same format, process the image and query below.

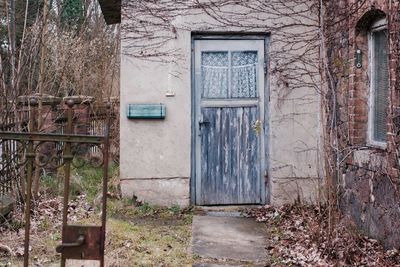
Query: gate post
60,99,74,267
100,102,111,267
23,98,38,267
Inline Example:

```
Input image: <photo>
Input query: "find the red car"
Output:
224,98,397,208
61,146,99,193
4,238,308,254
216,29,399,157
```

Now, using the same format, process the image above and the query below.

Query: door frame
190,33,270,205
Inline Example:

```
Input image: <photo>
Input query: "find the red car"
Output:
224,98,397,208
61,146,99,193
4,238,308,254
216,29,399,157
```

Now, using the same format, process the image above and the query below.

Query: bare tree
0,0,120,197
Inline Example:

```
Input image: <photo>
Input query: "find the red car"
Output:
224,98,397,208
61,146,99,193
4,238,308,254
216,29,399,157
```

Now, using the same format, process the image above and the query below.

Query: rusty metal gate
0,99,111,267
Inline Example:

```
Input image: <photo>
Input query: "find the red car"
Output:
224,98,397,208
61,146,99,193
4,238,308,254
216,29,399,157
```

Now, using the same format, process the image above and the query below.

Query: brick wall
16,95,119,161
325,0,400,249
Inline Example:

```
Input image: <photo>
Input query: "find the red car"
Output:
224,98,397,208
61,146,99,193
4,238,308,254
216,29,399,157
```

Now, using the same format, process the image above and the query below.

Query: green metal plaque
126,104,166,119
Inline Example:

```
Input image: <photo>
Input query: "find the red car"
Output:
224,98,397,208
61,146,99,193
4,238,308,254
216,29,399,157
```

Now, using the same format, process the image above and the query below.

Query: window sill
366,140,387,150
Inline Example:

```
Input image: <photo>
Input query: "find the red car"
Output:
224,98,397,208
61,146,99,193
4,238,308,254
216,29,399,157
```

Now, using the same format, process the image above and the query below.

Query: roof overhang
98,0,121,25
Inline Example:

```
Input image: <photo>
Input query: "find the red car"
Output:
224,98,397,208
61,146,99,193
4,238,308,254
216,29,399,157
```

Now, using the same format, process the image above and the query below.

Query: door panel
194,39,265,205
200,107,261,204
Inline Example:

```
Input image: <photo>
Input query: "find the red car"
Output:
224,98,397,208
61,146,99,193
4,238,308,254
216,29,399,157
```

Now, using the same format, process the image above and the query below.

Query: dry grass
1,162,193,267
103,200,193,266
0,198,193,267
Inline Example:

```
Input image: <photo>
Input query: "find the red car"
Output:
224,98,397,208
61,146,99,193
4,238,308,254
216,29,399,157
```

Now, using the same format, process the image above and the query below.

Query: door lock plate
58,225,103,261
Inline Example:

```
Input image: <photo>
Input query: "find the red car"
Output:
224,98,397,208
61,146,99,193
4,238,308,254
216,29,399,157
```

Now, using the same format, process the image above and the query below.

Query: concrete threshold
194,205,262,218
194,205,262,211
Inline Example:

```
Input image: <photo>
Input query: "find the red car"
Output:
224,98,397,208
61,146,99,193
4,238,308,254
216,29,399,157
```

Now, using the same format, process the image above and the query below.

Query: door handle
199,120,210,126
56,235,85,253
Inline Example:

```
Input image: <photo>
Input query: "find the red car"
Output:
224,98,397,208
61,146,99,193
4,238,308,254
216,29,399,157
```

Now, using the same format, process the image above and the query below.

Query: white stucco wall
120,41,192,206
120,2,323,207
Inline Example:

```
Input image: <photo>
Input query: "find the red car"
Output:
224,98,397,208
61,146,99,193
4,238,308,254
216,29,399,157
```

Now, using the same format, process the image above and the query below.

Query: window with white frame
368,18,389,146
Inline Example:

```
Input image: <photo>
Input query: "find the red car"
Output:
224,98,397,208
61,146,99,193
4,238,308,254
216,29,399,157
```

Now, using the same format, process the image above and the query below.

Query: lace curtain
201,52,229,98
201,51,258,99
232,51,257,98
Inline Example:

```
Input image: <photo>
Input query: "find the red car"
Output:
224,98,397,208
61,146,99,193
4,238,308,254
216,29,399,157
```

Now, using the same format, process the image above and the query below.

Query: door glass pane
201,52,229,99
232,51,258,98
373,30,388,142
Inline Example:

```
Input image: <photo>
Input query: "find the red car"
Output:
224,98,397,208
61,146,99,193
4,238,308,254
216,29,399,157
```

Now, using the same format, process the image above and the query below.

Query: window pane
232,51,258,98
201,52,229,99
373,30,389,142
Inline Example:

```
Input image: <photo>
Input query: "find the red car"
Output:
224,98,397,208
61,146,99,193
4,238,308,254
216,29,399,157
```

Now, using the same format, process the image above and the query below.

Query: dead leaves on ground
246,204,400,267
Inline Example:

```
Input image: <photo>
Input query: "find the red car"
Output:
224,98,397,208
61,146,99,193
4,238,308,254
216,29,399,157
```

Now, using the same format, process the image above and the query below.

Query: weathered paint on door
194,39,266,205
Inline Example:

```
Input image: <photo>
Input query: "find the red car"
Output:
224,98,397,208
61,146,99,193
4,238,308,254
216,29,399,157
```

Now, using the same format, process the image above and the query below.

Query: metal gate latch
57,225,103,262
56,235,85,253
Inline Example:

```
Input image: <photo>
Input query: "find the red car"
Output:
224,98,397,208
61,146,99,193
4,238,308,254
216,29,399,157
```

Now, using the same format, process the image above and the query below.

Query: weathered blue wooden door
194,39,266,205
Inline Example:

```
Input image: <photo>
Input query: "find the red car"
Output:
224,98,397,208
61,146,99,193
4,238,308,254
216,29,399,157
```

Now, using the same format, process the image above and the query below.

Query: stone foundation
121,177,190,207
341,169,400,249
